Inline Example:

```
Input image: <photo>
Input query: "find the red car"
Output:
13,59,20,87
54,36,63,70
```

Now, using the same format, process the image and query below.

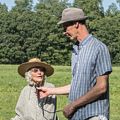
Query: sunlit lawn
0,65,120,120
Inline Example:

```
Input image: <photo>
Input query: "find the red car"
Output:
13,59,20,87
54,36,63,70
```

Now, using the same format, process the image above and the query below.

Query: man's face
63,22,78,41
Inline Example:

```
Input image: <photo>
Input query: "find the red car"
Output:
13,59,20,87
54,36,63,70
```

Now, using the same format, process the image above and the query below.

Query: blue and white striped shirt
69,35,112,120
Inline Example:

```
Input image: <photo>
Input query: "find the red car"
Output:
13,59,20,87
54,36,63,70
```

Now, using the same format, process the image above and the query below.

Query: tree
74,0,104,19
0,3,8,13
116,0,120,7
0,0,120,65
106,3,119,16
34,0,72,65
11,0,33,13
89,14,120,65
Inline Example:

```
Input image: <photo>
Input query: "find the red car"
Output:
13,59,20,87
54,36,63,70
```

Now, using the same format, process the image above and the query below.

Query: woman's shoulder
20,85,31,93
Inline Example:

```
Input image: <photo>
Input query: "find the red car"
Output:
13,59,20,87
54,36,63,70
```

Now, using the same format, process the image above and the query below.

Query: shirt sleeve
95,44,112,77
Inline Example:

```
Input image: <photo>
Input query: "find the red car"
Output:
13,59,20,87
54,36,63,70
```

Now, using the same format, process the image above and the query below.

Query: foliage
0,0,120,65
74,0,104,19
105,3,119,16
89,13,120,65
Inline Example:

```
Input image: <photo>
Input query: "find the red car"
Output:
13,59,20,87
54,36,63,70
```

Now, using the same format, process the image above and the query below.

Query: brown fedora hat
58,7,88,25
18,58,54,77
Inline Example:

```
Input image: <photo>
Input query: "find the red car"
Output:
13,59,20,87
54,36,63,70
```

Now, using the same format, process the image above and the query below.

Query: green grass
0,65,120,120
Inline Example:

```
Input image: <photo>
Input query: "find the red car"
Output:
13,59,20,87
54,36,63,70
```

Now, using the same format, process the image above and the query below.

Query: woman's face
30,67,45,84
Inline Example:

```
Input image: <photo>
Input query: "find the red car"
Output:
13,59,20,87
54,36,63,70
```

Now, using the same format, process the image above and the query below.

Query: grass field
0,65,120,120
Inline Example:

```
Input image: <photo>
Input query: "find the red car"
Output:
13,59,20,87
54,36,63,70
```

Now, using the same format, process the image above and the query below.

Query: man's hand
63,102,77,119
36,87,51,98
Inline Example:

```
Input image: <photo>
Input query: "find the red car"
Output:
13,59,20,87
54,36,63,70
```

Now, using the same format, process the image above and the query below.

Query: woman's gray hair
25,70,34,85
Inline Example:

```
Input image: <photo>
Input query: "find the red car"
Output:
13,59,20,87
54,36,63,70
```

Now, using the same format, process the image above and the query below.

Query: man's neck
77,25,89,42
77,33,89,42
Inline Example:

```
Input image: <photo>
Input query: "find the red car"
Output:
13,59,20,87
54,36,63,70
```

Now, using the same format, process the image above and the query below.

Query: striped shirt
69,34,112,120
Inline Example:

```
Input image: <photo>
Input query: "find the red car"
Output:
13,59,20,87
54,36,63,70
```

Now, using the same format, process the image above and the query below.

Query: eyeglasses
63,22,75,31
31,67,45,73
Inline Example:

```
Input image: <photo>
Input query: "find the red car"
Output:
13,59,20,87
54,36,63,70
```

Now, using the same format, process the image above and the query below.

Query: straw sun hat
18,58,54,77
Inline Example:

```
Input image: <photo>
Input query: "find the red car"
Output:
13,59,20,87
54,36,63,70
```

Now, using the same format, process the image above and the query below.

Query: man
38,8,112,120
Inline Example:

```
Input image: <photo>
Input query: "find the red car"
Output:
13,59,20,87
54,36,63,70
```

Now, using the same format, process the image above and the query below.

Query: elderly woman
11,58,58,120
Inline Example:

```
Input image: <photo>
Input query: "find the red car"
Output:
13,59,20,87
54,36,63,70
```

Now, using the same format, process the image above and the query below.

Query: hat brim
57,16,88,25
18,62,54,77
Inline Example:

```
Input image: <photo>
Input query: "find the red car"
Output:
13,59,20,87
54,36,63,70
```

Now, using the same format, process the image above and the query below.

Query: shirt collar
73,34,92,54
79,34,92,46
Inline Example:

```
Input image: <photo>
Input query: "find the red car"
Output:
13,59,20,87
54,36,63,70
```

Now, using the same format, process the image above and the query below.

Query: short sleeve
95,44,112,77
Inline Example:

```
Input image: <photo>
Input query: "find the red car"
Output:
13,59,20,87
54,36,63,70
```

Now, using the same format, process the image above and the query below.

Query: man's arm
37,84,70,98
63,74,109,118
